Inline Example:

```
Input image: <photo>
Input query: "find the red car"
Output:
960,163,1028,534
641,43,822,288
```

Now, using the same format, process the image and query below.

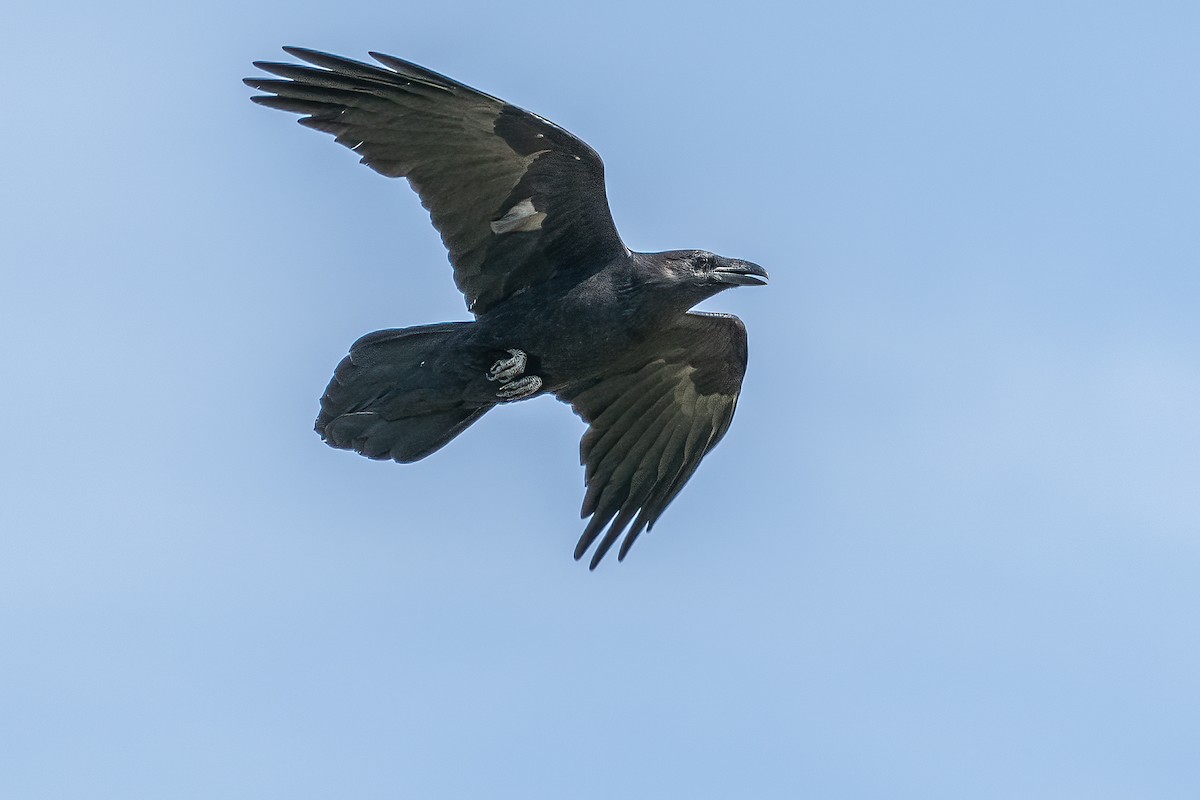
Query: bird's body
247,48,767,567
462,259,647,391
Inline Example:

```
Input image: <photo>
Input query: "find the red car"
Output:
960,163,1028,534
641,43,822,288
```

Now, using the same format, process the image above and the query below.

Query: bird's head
644,250,769,309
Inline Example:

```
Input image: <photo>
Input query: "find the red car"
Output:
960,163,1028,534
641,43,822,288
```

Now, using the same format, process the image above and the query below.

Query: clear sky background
2,1,1198,797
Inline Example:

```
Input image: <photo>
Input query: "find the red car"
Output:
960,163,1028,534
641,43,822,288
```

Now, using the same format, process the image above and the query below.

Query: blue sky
2,1,1198,797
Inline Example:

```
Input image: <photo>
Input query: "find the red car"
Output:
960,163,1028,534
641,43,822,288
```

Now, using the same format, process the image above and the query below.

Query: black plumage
246,48,768,568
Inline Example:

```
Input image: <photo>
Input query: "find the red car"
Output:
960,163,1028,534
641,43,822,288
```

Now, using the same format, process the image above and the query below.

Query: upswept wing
557,313,750,569
245,48,627,315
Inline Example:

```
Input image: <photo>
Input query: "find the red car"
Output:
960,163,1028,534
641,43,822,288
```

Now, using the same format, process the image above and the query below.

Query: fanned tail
316,323,494,463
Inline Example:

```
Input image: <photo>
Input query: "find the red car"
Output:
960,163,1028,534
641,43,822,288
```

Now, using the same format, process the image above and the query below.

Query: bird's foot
486,348,542,400
495,375,543,401
486,348,528,383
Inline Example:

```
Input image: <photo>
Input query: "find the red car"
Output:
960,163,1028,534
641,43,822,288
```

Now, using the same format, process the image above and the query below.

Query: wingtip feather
281,45,319,60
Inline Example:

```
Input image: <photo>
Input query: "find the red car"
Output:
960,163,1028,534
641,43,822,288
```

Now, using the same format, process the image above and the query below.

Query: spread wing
556,313,750,569
245,47,627,315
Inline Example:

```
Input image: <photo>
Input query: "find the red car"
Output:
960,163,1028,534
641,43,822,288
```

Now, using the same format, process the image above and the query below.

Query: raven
246,48,768,568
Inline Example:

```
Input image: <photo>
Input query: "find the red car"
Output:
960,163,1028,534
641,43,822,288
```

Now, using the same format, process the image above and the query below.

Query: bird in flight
246,48,768,568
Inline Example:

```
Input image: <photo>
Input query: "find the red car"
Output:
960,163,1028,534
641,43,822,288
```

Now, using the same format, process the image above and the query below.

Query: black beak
712,259,769,286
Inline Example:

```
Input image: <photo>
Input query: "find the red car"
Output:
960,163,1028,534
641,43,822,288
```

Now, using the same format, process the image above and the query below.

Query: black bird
246,48,768,568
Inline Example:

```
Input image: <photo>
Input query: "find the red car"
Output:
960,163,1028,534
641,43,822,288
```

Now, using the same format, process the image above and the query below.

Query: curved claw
487,348,528,383
495,374,543,401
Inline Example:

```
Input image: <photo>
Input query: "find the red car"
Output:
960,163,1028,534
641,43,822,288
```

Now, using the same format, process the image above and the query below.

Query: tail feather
321,406,490,462
315,322,493,463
